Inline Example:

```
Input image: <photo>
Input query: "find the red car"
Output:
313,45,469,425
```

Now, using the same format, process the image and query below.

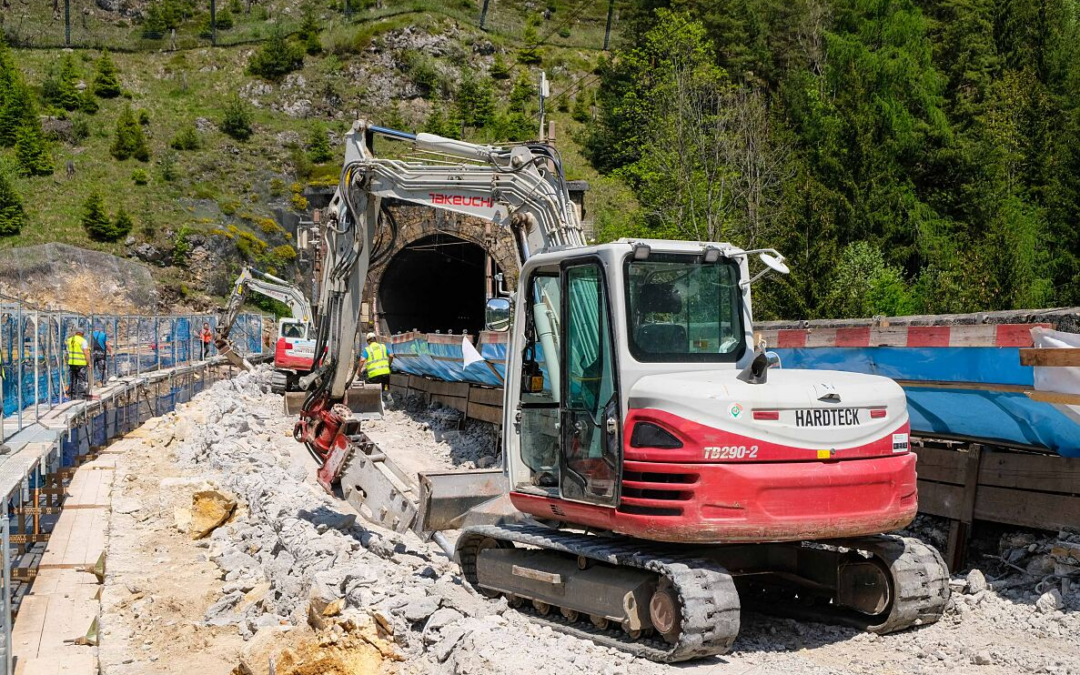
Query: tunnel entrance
378,234,497,336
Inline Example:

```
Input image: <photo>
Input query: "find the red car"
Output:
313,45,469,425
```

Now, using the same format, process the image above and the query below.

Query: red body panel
510,409,917,544
274,338,315,372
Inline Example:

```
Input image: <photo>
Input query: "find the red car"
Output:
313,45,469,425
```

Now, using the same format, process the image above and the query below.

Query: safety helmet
366,332,377,342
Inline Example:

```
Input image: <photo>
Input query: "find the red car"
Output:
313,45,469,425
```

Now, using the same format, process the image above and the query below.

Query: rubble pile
364,394,500,470
162,368,664,675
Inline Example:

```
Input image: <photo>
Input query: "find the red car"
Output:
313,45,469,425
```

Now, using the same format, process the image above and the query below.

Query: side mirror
740,251,791,288
485,297,512,332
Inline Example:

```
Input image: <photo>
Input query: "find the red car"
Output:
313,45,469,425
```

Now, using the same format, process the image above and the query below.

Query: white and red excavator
215,266,316,394
292,120,950,662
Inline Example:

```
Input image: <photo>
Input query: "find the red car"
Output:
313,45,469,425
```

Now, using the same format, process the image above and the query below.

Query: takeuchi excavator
216,266,316,393
292,121,950,662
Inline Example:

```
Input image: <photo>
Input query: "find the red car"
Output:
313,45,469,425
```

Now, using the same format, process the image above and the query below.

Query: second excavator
292,120,950,663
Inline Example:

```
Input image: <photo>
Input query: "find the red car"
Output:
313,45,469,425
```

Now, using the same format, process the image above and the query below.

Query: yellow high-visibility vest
364,343,390,378
66,334,88,366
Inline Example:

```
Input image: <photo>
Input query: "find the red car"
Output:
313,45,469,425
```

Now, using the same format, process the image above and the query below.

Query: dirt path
95,369,1080,675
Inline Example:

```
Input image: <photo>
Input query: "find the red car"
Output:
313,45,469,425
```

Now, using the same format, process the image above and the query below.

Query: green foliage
15,123,54,176
0,169,27,236
592,0,1080,315
571,93,590,122
383,102,406,130
236,230,267,259
824,242,916,318
423,105,460,139
307,123,332,163
142,3,168,38
158,150,179,182
221,96,253,141
113,208,134,239
172,226,193,267
131,168,150,185
92,50,122,99
0,81,36,148
215,8,234,29
71,115,91,144
489,53,511,80
42,54,82,112
269,243,297,266
269,178,286,197
170,124,200,151
457,72,497,129
495,112,536,141
403,51,442,98
110,104,151,161
299,10,322,55
137,109,151,125
246,29,304,81
80,192,119,241
508,71,535,114
517,25,543,65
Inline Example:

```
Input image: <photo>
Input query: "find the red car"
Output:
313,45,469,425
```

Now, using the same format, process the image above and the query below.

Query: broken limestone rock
966,569,988,595
1036,588,1064,614
402,596,441,623
190,489,237,539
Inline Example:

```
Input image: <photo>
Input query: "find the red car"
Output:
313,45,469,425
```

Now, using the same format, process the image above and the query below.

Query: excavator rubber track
458,523,741,663
835,534,951,633
737,534,950,633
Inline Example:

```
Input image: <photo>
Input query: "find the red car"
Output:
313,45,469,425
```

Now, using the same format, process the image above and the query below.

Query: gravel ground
115,367,1080,675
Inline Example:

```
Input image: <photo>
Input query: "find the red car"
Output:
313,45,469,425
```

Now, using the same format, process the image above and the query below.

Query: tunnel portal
378,234,498,336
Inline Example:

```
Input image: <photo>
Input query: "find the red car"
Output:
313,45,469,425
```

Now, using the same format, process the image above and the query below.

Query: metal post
479,0,491,29
15,305,22,433
32,312,39,422
156,317,161,372
3,512,11,675
210,0,217,46
603,0,615,51
64,0,71,46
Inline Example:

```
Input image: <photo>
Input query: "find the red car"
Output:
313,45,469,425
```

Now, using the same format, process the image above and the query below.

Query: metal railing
0,292,266,444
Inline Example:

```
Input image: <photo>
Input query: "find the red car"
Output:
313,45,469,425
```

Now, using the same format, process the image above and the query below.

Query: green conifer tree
43,54,82,111
0,170,27,236
489,53,511,80
307,124,332,163
221,96,253,141
111,104,150,161
15,123,54,176
0,82,36,147
81,192,116,241
93,50,122,99
457,73,497,129
113,207,134,238
142,3,167,38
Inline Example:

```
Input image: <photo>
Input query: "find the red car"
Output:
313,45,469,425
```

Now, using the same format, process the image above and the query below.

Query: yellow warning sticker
817,449,832,460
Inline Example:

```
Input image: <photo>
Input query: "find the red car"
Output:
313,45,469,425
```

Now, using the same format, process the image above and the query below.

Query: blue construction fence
0,294,266,432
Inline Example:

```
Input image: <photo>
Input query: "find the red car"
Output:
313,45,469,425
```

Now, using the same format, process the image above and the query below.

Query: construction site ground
40,368,1080,675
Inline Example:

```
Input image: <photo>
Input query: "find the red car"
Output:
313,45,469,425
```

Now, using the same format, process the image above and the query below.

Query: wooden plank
14,654,97,675
11,595,49,659
29,569,100,597
959,446,982,525
425,380,470,398
40,508,107,569
974,485,1080,532
916,480,964,519
978,451,1080,494
467,401,504,425
896,379,1029,393
431,394,467,413
913,446,966,485
468,386,504,407
1019,348,1080,367
1026,390,1080,405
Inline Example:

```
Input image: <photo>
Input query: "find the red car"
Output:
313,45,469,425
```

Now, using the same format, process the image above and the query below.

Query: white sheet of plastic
1030,327,1080,394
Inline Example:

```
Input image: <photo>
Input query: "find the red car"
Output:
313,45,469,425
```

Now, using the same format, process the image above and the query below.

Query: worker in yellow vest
359,332,392,391
66,328,91,399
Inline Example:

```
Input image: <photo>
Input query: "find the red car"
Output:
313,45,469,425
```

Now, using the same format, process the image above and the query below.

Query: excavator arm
216,267,312,369
294,120,584,474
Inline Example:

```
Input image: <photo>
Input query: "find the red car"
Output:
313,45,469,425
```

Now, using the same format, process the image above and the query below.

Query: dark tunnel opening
378,234,498,336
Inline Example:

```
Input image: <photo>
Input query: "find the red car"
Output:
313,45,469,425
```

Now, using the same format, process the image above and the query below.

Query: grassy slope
2,1,634,263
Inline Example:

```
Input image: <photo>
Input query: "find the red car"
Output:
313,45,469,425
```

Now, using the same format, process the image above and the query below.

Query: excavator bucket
214,339,253,371
345,381,384,420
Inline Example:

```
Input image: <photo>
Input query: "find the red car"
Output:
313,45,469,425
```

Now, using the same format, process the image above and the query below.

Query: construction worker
200,322,214,359
359,332,392,391
65,328,91,399
90,326,112,386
